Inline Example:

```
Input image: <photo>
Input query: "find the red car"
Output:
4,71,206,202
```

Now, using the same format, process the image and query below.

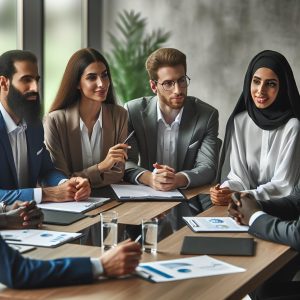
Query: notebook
42,209,87,225
180,236,255,256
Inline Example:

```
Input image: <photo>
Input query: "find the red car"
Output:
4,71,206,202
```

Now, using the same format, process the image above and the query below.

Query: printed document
183,217,249,232
38,197,110,213
9,244,36,254
111,184,184,200
0,229,82,247
136,255,245,282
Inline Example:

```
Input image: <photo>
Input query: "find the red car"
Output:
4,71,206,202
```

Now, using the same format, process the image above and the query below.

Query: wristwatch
0,201,7,213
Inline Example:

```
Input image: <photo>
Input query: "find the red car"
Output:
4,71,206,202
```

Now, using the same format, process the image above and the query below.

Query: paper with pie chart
183,217,249,232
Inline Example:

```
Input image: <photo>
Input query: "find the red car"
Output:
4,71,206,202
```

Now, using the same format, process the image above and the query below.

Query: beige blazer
44,102,128,188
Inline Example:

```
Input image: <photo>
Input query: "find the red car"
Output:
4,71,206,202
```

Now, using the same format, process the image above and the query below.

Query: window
0,0,17,54
44,0,82,113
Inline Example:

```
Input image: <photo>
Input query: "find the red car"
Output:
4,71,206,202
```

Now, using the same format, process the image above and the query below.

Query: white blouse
222,111,300,200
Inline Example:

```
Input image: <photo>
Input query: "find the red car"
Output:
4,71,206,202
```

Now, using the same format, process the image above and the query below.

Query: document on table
0,229,82,247
183,217,249,232
9,244,36,254
111,184,185,201
136,255,245,282
37,197,110,213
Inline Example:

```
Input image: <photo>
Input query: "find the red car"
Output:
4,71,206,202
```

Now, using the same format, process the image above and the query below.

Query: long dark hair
49,48,116,112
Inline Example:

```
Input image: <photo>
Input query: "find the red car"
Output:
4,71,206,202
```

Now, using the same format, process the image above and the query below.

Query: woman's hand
98,144,130,172
210,184,233,206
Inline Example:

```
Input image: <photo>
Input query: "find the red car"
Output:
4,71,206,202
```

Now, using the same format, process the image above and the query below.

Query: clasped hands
227,192,262,226
42,176,91,202
1,200,43,229
140,162,188,191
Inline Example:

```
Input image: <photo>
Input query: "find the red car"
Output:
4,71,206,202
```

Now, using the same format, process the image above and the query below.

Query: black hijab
218,50,300,181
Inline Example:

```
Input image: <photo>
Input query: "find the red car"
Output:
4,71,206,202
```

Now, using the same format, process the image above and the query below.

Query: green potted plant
106,10,171,103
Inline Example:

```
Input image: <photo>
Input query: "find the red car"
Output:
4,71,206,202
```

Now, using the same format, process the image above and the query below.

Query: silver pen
123,131,135,144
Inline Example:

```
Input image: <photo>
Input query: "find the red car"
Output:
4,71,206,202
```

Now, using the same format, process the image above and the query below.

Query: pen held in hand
123,131,135,144
135,234,142,243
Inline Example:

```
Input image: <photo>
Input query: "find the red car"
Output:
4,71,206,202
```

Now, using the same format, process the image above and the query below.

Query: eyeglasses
154,75,191,91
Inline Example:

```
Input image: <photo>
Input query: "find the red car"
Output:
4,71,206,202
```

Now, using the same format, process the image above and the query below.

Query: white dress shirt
0,103,43,202
135,102,190,187
80,108,102,169
156,103,182,169
222,111,300,200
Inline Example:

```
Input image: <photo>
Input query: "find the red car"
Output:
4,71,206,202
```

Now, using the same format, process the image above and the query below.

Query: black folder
180,236,255,256
42,209,87,225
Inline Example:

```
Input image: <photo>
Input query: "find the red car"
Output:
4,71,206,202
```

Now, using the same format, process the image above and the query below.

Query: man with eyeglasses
124,48,219,230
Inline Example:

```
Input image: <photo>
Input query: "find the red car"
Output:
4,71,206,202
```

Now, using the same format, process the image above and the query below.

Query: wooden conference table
43,184,211,232
0,205,297,300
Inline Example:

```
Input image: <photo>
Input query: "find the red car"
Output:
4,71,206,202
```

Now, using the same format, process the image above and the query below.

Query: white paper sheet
136,255,245,282
9,244,36,253
38,197,110,213
0,229,82,247
183,217,249,232
111,184,184,200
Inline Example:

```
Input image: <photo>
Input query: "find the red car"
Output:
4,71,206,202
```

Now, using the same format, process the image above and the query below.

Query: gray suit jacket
124,96,219,187
249,196,300,251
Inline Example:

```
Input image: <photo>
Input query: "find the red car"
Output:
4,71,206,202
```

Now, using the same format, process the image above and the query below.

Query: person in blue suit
0,203,141,289
0,50,91,204
0,234,141,289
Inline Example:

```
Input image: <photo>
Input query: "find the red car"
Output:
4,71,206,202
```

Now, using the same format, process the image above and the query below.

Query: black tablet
180,236,255,256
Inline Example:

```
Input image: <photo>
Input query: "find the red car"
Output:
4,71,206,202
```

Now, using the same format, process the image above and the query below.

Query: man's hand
1,201,43,229
42,177,91,202
100,239,142,277
139,163,187,191
228,192,261,225
73,177,91,201
210,184,233,206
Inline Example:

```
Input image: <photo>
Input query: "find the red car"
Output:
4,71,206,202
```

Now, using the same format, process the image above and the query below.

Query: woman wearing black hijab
211,50,300,205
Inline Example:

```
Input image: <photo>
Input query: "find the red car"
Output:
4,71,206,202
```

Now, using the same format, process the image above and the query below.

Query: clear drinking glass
142,218,158,253
100,211,118,250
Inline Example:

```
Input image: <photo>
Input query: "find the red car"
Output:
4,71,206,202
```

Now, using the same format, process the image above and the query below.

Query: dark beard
6,85,41,124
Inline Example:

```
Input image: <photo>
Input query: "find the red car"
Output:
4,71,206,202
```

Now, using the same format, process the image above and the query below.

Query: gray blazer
124,96,219,187
249,195,300,251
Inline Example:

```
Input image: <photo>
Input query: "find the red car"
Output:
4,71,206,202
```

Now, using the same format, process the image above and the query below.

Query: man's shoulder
125,96,156,111
186,96,218,114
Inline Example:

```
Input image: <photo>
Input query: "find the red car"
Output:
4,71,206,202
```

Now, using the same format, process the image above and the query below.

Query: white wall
101,0,300,138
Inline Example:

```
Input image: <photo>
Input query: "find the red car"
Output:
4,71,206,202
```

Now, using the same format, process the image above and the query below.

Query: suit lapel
0,112,18,185
102,104,115,161
25,123,39,186
66,103,83,171
142,97,158,168
177,98,197,170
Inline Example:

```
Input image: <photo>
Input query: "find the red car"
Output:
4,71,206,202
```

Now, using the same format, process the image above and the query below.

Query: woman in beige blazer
44,48,128,188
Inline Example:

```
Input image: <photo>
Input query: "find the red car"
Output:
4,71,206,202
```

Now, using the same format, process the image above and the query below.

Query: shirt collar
80,107,103,131
156,101,184,126
0,102,27,133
